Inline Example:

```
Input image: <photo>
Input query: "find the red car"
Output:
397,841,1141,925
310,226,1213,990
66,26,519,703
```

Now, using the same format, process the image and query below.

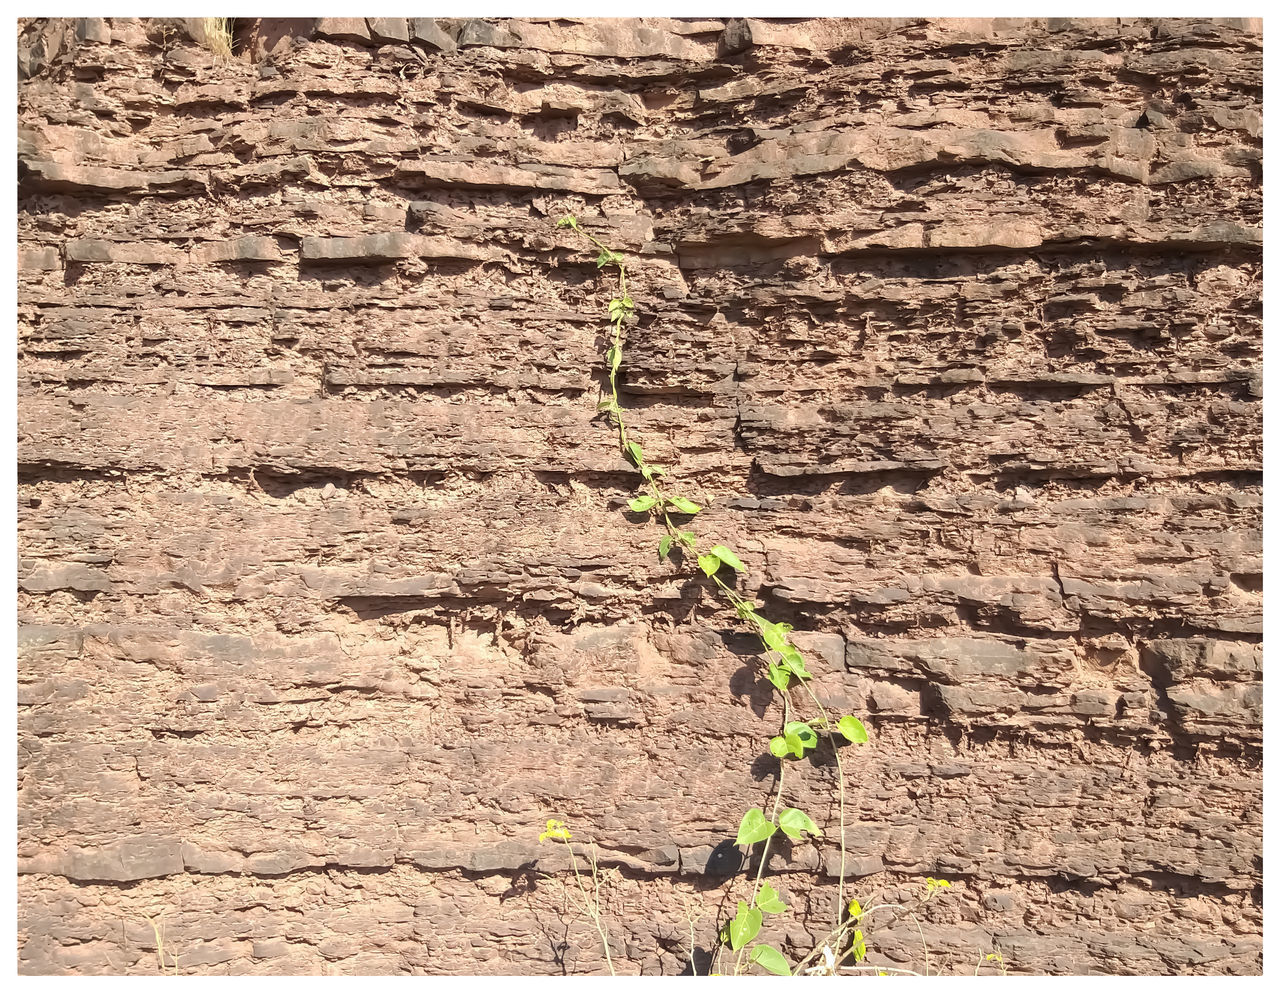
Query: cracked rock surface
18,16,1261,975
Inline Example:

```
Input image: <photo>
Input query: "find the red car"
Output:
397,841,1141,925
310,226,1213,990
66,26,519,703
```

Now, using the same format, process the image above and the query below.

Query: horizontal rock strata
18,16,1261,976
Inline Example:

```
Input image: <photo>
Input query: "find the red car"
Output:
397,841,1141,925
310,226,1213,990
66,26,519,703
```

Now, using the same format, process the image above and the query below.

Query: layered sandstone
17,17,1261,975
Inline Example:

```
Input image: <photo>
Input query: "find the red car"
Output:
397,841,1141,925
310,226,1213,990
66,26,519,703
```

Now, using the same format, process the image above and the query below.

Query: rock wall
17,17,1262,975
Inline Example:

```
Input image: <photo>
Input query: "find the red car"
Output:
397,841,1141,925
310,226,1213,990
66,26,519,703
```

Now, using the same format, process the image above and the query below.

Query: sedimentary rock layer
17,16,1261,975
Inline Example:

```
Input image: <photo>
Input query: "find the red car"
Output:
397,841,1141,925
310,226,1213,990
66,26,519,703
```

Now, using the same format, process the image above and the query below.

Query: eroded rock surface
18,16,1261,975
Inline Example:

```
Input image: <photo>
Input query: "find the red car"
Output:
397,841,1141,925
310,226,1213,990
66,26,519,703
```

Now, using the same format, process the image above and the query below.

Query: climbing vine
552,214,873,975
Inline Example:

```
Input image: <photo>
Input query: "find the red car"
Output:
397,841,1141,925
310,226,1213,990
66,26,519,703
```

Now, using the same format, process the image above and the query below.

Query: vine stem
732,720,788,977
560,215,863,977
793,679,849,931
711,565,850,935
562,838,616,976
793,900,930,976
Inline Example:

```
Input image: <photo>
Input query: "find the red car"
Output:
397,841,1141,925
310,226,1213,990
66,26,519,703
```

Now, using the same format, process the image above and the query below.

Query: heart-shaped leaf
710,544,746,573
757,883,787,915
628,495,657,513
784,721,818,752
698,553,721,577
782,728,805,758
736,808,777,846
667,496,701,515
750,943,791,976
779,644,811,680
765,662,790,693
658,536,672,561
768,736,791,759
757,619,787,653
729,902,762,951
777,807,822,842
838,715,869,744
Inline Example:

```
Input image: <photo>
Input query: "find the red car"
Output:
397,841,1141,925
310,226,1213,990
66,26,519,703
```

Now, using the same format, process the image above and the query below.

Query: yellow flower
538,818,572,842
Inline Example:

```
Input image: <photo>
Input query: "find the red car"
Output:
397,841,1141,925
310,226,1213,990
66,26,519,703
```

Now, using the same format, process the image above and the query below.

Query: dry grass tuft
192,17,234,59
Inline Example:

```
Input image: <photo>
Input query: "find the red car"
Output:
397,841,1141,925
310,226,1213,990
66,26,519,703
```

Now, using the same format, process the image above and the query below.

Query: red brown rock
18,16,1261,976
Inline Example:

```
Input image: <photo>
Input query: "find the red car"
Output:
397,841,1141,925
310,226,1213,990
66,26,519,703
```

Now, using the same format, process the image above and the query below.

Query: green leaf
629,495,657,513
768,736,791,759
777,807,822,842
678,529,697,549
698,553,721,577
852,928,866,963
606,343,622,375
782,730,804,758
556,215,578,229
757,883,787,915
749,944,791,976
709,544,746,573
838,715,869,744
625,440,643,465
848,899,863,921
784,721,818,752
735,808,777,846
757,619,788,653
658,536,673,561
640,463,665,480
765,661,790,693
779,644,811,680
729,902,761,952
667,496,701,515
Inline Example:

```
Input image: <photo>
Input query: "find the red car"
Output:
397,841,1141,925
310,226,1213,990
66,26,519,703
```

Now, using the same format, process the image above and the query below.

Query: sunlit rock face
17,16,1261,976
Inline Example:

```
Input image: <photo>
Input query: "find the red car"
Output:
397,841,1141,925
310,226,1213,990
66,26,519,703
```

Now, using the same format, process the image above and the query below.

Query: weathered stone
74,18,109,44
313,18,371,44
19,247,60,271
18,19,69,78
65,239,185,265
300,232,499,264
409,18,458,53
21,159,206,194
456,18,519,49
365,18,410,45
397,157,622,194
26,837,186,883
719,18,753,55
16,13,1262,979
191,235,283,264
